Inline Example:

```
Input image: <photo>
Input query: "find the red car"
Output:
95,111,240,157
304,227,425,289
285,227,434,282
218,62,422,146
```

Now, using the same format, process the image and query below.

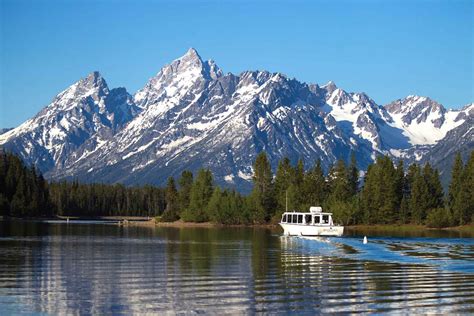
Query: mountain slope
419,105,474,187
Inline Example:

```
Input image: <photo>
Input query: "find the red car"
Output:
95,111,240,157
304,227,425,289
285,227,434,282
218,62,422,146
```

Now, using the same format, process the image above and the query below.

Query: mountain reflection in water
0,221,473,314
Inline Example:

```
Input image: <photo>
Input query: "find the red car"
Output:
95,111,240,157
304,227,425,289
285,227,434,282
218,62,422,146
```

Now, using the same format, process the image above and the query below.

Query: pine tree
293,159,305,209
274,157,293,214
395,160,405,210
250,152,274,223
403,163,420,222
360,156,399,224
465,152,474,224
379,156,399,223
327,159,351,202
348,153,359,196
448,153,465,225
10,173,27,217
182,169,214,222
410,167,430,224
302,159,326,209
178,170,193,215
161,177,179,222
399,195,410,224
206,187,223,223
423,163,444,210
451,151,474,225
360,164,376,224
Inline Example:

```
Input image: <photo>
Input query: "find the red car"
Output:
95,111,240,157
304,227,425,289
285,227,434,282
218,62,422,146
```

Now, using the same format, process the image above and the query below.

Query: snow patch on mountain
385,96,470,145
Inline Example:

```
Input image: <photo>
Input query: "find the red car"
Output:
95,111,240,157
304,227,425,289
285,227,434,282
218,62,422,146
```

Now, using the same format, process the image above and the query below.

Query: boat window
305,215,312,225
282,214,287,223
322,215,329,224
292,214,297,223
288,215,292,223
314,216,320,224
298,215,303,224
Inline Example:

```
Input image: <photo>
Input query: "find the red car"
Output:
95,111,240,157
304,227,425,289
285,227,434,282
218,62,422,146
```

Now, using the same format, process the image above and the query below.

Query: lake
0,221,473,314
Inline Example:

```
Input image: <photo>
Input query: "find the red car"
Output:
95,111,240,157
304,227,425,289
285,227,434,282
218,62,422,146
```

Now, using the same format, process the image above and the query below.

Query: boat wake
280,235,474,273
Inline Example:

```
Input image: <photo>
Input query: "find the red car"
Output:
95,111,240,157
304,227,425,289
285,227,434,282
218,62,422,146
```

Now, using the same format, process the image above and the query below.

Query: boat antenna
286,190,288,213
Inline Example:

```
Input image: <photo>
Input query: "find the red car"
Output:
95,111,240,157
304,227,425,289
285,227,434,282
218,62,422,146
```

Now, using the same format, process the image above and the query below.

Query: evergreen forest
0,150,473,228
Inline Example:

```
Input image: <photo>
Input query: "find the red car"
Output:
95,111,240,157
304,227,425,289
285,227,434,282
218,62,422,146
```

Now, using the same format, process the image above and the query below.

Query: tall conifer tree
178,170,193,214
161,177,179,222
182,169,214,222
250,152,274,222
274,157,294,213
302,159,326,209
448,153,464,225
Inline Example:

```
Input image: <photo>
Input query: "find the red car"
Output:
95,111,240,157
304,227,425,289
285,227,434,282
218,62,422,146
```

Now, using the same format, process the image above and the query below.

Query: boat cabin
280,206,334,226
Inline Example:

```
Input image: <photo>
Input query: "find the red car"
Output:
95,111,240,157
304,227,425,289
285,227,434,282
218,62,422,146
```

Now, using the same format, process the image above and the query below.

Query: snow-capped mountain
0,72,139,171
1,48,472,191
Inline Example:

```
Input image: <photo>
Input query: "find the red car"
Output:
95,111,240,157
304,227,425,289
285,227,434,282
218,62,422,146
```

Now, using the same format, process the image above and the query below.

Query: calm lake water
0,221,473,314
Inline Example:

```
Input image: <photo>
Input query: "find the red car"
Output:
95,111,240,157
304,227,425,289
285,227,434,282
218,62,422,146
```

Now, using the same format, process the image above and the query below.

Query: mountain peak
82,71,107,89
385,95,445,114
405,94,428,102
87,70,101,80
184,47,200,58
177,47,203,64
322,80,338,93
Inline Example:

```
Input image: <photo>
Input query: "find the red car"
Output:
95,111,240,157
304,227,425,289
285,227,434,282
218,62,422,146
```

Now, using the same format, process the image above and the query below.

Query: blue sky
1,0,472,128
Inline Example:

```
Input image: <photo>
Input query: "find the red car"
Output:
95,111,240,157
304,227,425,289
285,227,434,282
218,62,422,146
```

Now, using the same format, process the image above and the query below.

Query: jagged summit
323,80,337,88
164,48,222,78
134,48,223,107
182,47,201,60
322,80,338,93
172,47,204,71
86,70,103,81
73,71,108,92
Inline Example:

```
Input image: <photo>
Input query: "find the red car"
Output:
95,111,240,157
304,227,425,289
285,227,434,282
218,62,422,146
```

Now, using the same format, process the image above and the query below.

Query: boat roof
283,211,333,215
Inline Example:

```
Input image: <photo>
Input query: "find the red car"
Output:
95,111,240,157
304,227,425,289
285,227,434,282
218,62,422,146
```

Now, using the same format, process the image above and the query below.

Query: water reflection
0,221,473,314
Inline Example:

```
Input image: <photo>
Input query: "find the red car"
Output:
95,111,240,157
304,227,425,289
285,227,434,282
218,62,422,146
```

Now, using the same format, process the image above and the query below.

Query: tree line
0,150,473,227
0,152,165,218
246,152,473,228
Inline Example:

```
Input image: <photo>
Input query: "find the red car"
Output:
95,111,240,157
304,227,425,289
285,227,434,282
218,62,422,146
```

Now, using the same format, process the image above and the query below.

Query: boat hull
279,223,344,237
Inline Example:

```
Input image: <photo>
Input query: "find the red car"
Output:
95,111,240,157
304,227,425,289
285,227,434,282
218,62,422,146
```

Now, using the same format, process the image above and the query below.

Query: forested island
0,150,473,228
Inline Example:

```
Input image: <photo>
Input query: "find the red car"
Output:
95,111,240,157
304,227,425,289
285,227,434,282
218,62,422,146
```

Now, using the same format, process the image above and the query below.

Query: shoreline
346,224,474,233
129,219,277,229
1,216,473,233
126,220,474,234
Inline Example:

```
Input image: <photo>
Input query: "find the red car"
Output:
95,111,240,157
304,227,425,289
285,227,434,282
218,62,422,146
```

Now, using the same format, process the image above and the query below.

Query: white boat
279,206,344,237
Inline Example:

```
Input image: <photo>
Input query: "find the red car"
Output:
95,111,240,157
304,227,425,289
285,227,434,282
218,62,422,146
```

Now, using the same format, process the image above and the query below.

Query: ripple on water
0,222,473,314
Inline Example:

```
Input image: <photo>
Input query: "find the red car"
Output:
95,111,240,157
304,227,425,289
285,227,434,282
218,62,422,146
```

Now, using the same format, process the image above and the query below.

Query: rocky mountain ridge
1,48,472,191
